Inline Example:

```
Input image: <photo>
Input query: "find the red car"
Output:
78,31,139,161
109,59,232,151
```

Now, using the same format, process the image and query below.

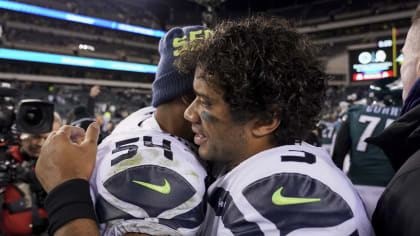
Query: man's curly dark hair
176,16,327,145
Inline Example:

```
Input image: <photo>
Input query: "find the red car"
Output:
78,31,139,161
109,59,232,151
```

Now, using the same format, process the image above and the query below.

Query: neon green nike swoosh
272,187,321,206
132,178,171,194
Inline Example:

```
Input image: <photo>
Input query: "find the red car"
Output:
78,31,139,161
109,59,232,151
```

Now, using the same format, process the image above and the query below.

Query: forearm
34,124,101,235
87,96,95,117
47,181,151,236
55,219,99,236
45,179,99,236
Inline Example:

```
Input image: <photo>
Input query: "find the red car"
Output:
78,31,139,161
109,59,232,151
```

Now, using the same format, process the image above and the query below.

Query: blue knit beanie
152,25,210,107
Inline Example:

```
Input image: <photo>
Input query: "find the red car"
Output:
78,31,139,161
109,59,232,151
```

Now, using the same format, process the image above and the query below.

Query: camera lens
16,100,54,134
23,107,43,125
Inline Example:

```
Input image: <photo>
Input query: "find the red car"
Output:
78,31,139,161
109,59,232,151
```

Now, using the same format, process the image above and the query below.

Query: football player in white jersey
176,16,374,236
90,25,213,236
34,26,212,236
35,17,373,236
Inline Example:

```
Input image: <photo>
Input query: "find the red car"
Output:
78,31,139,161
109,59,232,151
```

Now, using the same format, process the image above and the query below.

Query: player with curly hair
179,16,373,235
34,16,373,236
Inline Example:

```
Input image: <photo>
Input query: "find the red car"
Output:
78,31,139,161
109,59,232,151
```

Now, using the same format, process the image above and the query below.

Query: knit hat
152,25,209,107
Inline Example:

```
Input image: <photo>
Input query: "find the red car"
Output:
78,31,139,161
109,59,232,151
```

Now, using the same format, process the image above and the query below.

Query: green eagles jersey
347,104,401,186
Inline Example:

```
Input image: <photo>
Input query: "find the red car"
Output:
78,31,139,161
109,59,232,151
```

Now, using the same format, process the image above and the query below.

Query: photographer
0,112,61,236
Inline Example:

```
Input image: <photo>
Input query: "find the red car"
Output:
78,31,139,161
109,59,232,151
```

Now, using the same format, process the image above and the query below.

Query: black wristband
45,179,98,235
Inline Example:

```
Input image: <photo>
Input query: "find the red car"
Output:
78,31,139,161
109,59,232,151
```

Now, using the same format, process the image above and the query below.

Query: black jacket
366,104,420,236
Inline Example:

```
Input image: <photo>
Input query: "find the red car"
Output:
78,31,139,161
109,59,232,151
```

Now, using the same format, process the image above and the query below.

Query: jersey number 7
356,115,394,152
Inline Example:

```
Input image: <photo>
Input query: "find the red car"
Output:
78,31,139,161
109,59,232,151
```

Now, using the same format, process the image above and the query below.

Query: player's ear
250,117,280,137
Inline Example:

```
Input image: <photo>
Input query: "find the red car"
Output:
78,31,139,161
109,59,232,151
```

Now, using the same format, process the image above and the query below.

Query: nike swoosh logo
272,187,321,206
132,178,171,194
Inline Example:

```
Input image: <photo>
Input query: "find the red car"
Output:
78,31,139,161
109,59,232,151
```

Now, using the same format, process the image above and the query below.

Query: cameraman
0,112,61,236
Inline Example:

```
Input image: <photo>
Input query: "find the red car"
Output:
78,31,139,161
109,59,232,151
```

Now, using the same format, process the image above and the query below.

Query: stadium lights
0,0,165,38
0,48,157,74
78,44,95,51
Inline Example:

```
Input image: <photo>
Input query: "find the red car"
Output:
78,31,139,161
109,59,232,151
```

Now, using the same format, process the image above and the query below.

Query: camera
0,87,54,137
15,99,55,134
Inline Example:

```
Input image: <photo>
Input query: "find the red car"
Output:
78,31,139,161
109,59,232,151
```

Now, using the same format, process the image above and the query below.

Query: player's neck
226,136,277,172
155,101,192,141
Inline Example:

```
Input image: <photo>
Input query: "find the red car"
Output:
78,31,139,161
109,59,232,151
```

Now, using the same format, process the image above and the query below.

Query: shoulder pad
242,173,354,235
348,104,364,113
208,187,265,235
104,165,196,217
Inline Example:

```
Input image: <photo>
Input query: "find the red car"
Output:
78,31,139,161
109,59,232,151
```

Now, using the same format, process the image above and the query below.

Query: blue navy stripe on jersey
209,188,264,236
96,196,133,223
158,201,205,229
104,165,196,217
243,173,354,235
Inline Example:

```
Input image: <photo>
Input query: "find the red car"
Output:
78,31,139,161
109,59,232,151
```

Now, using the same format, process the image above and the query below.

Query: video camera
0,86,54,182
0,87,54,140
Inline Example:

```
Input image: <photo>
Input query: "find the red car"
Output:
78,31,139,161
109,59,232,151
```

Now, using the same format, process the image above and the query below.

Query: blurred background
0,0,415,124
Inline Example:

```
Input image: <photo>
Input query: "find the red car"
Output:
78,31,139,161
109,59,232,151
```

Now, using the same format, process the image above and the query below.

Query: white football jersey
201,142,373,236
90,107,207,236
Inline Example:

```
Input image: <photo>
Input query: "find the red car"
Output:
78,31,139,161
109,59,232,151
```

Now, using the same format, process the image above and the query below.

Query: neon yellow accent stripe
272,187,321,206
132,178,171,194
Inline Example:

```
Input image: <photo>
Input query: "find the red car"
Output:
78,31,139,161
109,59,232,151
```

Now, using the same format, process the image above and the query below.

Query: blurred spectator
88,85,100,116
366,5,420,235
69,85,107,144
69,85,99,130
332,78,402,219
0,115,62,235
89,85,100,101
101,120,114,138
318,113,338,155
101,111,111,133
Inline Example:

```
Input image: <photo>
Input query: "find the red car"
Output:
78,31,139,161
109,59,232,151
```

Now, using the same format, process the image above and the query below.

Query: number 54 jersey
89,108,207,236
201,142,373,236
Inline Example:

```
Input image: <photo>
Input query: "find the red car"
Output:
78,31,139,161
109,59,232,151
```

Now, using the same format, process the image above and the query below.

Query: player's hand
35,123,100,193
89,85,100,98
